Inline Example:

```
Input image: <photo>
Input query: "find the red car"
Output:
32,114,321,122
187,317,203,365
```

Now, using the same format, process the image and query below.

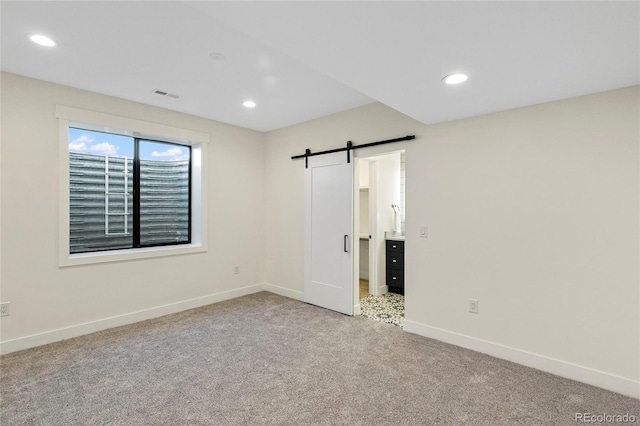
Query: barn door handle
344,235,349,252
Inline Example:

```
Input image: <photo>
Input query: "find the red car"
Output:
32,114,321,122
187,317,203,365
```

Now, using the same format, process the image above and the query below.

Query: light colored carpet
1,292,638,425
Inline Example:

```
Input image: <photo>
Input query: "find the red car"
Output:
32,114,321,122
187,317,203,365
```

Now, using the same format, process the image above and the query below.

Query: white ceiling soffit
191,1,640,126
0,1,373,132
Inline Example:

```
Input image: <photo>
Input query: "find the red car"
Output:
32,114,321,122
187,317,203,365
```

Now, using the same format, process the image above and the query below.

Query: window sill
59,243,206,268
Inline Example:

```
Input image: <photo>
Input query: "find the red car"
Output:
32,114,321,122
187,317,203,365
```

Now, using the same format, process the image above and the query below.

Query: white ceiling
2,1,638,132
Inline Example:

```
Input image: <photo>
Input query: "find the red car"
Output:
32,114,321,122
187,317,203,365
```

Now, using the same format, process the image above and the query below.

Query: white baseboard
13,285,634,400
403,319,640,399
0,284,264,355
261,282,304,301
263,282,361,315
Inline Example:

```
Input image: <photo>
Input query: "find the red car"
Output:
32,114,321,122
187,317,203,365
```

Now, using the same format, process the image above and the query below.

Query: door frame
367,160,378,296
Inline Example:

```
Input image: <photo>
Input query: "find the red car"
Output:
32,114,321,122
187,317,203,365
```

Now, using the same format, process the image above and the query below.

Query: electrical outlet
0,302,10,317
468,299,478,314
233,265,240,275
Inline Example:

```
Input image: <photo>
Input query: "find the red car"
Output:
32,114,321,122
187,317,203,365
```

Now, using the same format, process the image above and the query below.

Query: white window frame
57,105,208,267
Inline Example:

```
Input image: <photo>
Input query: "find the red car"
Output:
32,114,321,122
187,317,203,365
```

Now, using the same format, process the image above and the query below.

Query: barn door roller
291,135,415,168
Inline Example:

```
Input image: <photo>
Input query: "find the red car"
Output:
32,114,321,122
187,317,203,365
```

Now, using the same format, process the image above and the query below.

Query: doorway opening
355,151,405,327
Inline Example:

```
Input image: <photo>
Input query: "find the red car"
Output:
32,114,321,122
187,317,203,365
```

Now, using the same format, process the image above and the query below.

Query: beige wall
264,87,639,393
0,72,266,349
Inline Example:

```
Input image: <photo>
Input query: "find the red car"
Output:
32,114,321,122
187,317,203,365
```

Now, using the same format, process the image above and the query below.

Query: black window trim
70,127,192,254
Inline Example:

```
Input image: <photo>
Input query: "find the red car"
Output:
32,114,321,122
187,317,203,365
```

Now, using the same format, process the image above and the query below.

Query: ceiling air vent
153,89,180,99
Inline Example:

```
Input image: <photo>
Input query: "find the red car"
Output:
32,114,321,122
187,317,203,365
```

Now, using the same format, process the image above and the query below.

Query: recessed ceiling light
243,100,256,108
442,73,468,85
29,34,56,47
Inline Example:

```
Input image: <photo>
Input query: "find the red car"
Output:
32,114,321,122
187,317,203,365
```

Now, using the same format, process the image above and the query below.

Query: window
57,105,208,266
69,129,191,253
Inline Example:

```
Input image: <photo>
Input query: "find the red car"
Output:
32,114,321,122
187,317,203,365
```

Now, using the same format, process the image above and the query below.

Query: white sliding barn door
304,152,354,315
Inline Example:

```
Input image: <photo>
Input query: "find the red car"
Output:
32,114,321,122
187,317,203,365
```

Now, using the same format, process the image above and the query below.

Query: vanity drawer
386,240,404,253
386,253,404,271
388,272,403,285
385,239,405,295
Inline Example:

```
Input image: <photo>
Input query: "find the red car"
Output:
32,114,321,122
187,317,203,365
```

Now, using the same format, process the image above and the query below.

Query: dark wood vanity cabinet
386,240,404,295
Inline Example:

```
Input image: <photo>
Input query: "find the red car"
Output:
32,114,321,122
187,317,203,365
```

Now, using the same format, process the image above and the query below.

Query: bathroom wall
359,190,370,234
400,152,406,232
